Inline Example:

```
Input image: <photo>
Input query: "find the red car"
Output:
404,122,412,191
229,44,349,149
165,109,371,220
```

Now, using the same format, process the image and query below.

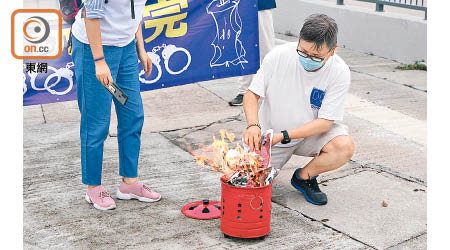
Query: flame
188,129,268,187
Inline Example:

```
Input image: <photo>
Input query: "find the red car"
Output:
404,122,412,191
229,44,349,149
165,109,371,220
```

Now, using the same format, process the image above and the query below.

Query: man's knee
325,135,355,160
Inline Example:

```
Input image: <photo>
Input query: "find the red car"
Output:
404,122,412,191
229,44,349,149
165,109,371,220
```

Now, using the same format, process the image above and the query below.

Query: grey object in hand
105,82,128,106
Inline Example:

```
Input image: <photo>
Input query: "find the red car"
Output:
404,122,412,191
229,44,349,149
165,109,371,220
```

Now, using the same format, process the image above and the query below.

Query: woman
71,0,161,210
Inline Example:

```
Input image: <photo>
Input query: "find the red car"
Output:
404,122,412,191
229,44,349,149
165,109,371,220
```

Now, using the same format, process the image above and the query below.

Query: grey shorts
270,123,349,174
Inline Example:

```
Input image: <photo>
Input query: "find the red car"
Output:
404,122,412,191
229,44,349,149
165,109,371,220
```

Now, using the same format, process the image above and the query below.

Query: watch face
281,130,291,144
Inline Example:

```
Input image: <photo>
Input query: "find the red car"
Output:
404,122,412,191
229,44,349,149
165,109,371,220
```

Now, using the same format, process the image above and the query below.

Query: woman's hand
243,126,261,152
138,48,152,77
95,60,113,86
135,21,151,77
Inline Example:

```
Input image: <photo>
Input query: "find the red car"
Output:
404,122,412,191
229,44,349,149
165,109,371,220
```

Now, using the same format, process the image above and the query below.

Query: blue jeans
71,36,144,186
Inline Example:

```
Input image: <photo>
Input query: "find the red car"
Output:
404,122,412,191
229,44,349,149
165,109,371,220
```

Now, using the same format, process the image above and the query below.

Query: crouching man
243,14,355,205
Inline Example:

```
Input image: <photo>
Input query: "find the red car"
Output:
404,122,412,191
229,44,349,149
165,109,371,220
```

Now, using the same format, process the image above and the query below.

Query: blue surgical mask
298,55,324,72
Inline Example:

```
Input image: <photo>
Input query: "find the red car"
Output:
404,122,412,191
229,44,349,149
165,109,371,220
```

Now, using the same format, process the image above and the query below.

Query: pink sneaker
85,185,116,210
116,182,161,202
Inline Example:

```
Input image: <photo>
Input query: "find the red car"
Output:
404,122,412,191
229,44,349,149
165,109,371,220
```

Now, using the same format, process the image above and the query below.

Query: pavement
23,33,427,250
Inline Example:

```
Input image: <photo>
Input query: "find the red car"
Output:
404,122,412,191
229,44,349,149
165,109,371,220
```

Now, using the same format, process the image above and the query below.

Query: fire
188,129,269,187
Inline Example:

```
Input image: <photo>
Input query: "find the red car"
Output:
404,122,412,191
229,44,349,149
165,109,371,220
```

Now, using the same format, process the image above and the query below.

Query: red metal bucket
220,175,272,239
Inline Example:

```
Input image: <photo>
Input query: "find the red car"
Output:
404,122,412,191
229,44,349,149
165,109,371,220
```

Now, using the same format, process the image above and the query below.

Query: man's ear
330,45,337,56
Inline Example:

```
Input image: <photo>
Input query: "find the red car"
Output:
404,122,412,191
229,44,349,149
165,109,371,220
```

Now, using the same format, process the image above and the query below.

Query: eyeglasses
296,49,326,63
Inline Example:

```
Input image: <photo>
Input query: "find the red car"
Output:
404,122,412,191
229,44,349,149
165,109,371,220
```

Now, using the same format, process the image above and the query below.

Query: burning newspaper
188,129,275,187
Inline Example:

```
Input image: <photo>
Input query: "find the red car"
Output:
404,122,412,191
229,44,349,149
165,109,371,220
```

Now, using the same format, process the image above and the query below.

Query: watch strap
281,130,291,144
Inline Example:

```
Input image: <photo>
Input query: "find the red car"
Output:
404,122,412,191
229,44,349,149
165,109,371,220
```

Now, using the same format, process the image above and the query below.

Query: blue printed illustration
310,87,325,109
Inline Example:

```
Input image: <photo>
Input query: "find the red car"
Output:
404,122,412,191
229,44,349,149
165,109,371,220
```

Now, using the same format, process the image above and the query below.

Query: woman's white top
72,0,147,47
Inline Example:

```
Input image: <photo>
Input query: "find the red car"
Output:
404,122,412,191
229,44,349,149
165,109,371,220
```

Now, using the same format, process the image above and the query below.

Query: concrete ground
23,34,427,250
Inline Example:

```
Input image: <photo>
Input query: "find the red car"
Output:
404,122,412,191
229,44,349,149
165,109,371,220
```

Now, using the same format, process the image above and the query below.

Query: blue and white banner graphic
23,0,260,106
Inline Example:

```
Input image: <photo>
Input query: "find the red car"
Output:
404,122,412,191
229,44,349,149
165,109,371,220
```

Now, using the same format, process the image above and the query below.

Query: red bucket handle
250,195,263,210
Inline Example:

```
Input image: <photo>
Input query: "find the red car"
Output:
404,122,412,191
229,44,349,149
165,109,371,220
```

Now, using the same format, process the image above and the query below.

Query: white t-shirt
248,42,351,147
72,0,147,47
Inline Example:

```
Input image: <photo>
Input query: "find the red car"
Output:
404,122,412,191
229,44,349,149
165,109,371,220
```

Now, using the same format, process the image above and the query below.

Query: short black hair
299,14,338,51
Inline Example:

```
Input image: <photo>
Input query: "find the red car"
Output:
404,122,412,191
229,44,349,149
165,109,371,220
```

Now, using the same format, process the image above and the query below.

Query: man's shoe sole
85,193,116,210
116,189,161,203
290,179,327,206
228,102,243,106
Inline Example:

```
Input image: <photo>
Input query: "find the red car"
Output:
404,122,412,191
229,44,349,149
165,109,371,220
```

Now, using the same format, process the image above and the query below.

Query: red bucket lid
181,200,221,220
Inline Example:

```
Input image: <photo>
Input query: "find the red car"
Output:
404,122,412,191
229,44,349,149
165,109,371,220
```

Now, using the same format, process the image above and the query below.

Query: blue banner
22,0,260,106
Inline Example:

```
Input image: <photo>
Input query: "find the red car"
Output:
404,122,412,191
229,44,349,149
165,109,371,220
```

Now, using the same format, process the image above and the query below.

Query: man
228,0,276,106
243,14,355,206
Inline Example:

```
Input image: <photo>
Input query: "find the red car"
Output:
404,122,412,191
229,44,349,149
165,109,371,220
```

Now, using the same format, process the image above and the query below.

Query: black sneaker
291,168,328,205
228,94,244,106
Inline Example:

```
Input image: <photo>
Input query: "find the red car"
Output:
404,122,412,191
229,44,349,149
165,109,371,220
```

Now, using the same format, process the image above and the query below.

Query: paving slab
333,47,400,70
351,71,376,81
341,55,401,69
161,114,246,151
343,113,426,182
275,33,299,43
271,162,363,207
370,70,427,92
386,233,427,250
197,77,241,103
109,84,241,135
36,84,242,136
349,64,402,74
275,170,427,250
23,104,45,126
348,76,427,121
23,123,368,250
23,120,79,146
275,160,361,184
42,100,80,123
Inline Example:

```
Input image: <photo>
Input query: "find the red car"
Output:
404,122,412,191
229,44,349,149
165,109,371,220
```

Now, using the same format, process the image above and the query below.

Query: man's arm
272,119,334,145
243,90,261,151
242,49,275,151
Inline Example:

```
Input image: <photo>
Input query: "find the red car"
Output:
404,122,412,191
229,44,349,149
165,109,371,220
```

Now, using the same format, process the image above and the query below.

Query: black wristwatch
281,130,291,144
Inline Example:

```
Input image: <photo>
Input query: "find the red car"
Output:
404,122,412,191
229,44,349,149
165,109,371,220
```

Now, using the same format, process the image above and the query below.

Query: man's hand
243,126,261,152
95,60,113,86
243,90,261,151
272,133,284,146
138,48,152,77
